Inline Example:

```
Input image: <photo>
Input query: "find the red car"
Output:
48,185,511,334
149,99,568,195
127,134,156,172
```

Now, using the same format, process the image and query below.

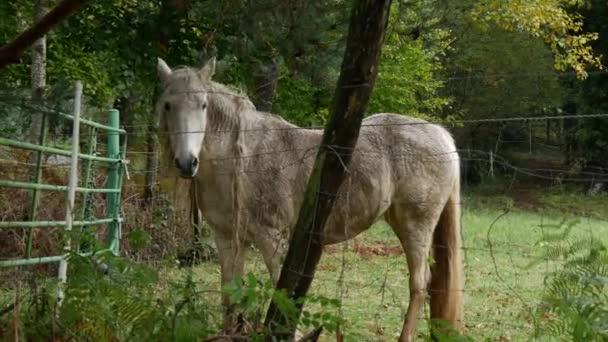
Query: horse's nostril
174,156,198,176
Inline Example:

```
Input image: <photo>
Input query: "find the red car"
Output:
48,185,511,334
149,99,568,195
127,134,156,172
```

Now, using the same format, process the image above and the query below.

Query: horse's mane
161,66,295,135
169,66,256,111
204,76,292,126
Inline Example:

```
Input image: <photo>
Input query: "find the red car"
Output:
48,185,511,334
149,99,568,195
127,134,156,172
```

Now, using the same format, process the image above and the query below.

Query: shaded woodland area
2,0,608,181
1,0,608,341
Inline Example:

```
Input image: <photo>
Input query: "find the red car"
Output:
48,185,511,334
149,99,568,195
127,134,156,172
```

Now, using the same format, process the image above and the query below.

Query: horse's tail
429,175,464,333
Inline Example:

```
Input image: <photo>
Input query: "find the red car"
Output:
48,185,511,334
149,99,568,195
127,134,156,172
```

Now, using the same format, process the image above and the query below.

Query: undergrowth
530,219,608,340
0,250,345,341
1,252,216,341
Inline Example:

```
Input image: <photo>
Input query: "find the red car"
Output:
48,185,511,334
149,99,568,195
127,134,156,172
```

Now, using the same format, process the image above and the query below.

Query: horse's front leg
215,235,245,331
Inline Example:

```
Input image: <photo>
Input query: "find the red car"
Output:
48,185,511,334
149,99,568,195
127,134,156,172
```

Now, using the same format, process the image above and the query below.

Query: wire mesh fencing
1,93,607,340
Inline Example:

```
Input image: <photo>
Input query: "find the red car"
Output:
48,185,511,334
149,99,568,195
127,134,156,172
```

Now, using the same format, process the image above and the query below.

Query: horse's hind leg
386,207,440,342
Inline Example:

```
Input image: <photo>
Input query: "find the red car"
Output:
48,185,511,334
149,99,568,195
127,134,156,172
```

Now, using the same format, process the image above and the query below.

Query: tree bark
0,0,89,70
29,0,47,143
25,0,48,226
143,124,159,204
264,0,392,338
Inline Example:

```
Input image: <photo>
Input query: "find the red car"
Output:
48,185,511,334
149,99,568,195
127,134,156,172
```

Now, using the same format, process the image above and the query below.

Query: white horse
156,58,464,341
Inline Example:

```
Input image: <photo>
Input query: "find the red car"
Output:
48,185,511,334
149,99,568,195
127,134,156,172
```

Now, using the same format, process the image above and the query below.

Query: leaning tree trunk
264,0,392,338
0,0,89,70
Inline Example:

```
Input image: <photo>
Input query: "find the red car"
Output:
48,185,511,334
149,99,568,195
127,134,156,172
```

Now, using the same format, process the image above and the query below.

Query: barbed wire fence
1,82,607,340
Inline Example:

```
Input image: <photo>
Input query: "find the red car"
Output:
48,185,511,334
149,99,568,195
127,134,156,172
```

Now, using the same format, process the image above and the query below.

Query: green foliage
563,0,608,169
127,229,151,252
430,319,474,342
371,37,449,117
0,253,342,341
530,219,608,340
442,5,564,122
439,0,567,183
572,117,608,166
0,1,31,90
2,253,215,341
274,72,331,127
472,0,602,78
224,272,342,337
272,0,455,123
0,92,32,138
369,1,452,117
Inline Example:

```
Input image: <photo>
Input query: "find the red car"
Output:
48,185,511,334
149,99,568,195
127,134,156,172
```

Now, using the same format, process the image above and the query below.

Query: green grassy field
1,187,606,341
157,189,608,341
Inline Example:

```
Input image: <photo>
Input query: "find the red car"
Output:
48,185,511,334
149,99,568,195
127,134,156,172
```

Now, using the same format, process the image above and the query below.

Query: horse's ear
157,58,172,83
198,57,216,80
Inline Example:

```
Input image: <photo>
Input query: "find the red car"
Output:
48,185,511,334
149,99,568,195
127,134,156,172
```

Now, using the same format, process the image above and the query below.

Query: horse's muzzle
175,155,199,178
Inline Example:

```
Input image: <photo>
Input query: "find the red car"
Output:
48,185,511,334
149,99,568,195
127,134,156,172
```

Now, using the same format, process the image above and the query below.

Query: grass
1,185,607,341
158,189,608,341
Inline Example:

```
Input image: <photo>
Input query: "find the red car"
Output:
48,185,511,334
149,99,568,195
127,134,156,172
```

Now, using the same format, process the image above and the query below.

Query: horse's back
360,113,458,178
361,113,456,153
360,113,459,203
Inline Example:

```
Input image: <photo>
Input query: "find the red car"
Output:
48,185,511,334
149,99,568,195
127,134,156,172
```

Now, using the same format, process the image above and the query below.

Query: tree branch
0,0,89,70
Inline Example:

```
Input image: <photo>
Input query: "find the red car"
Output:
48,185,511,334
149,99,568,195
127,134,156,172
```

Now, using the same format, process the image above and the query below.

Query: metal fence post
77,126,97,253
105,109,121,255
58,81,82,298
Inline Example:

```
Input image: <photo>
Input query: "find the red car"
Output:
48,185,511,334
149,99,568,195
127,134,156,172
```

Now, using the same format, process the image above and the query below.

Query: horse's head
156,57,215,178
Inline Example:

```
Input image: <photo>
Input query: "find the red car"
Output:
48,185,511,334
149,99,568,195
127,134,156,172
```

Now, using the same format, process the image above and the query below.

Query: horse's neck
203,92,320,159
198,97,234,163
206,92,245,132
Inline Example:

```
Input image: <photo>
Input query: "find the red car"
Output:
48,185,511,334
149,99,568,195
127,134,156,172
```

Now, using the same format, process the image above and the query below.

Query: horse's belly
321,183,392,245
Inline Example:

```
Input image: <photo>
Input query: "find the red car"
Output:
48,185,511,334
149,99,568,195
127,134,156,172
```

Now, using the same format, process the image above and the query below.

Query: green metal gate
0,103,127,270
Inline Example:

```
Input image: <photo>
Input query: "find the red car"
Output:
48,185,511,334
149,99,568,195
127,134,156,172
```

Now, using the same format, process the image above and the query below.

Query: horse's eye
201,102,207,110
164,102,170,111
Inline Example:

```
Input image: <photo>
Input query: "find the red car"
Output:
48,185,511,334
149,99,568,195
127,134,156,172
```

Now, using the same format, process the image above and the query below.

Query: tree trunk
29,0,47,143
143,124,159,204
562,102,577,166
264,0,392,338
25,0,47,225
